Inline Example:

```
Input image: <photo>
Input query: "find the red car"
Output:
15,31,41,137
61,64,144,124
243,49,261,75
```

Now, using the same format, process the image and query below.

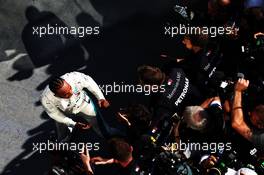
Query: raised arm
90,156,115,165
80,148,94,175
231,78,252,141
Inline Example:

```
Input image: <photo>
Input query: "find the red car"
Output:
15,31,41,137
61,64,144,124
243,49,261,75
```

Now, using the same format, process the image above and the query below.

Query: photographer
179,32,227,98
239,7,264,81
116,104,152,145
181,96,225,143
231,78,264,151
88,138,139,175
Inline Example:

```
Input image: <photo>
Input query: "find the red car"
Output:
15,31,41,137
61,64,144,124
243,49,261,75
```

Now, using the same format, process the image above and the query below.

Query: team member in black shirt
137,65,203,128
88,138,140,175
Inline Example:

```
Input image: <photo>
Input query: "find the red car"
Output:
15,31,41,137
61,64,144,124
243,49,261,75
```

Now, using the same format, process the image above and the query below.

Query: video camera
214,70,264,103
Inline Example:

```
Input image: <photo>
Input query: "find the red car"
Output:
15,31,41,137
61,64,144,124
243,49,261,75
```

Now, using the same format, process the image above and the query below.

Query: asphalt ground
0,0,180,174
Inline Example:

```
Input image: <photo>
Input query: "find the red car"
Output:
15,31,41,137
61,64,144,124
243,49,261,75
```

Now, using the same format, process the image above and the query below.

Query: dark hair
137,65,164,85
123,104,152,130
254,105,264,121
108,138,132,162
242,7,264,36
184,27,209,48
189,34,208,48
48,77,64,93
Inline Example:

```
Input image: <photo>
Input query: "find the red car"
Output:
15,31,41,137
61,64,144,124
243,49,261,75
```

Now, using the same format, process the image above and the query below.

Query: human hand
80,147,94,174
90,157,114,165
201,155,218,170
117,112,131,127
98,99,110,108
75,122,92,130
234,78,249,92
80,147,90,164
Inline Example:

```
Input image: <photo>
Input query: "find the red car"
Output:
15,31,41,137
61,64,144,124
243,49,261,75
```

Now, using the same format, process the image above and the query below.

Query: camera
149,113,181,146
133,113,185,174
152,151,194,175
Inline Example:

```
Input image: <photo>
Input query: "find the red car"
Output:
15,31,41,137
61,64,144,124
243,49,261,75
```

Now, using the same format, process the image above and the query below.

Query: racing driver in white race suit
41,71,114,140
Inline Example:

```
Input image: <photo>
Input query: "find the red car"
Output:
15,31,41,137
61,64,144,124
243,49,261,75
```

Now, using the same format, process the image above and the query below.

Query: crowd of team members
44,0,264,174
134,0,264,173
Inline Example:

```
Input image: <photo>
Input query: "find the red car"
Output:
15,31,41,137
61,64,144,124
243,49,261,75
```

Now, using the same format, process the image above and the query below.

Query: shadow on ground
3,1,176,174
1,112,55,175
